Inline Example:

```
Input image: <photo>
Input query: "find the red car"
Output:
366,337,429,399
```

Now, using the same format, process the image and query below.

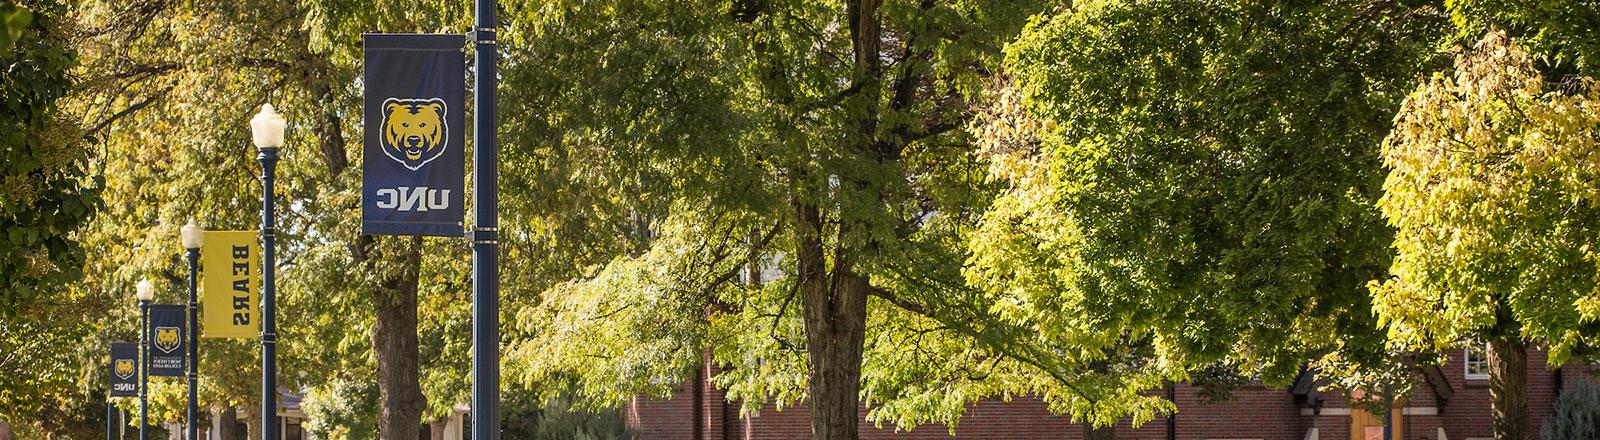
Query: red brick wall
627,349,1593,439
1164,384,1308,440
627,394,696,440
1440,346,1493,439
628,356,743,440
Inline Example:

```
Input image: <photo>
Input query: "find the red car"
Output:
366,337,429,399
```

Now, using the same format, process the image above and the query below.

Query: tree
0,0,104,433
981,0,1446,434
492,1,1191,438
1372,30,1600,440
0,0,94,338
1447,0,1600,79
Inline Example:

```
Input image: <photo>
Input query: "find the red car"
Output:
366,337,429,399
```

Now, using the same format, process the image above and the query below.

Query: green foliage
507,209,742,406
0,3,31,51
985,0,1448,423
1372,31,1600,362
0,0,106,427
303,377,381,439
496,0,1114,433
1447,0,1600,77
30,0,1600,436
54,0,479,432
1541,381,1600,440
502,392,632,440
0,0,96,314
1185,363,1252,404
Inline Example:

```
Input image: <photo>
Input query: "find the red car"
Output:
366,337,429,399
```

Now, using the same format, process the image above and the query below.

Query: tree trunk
798,270,869,440
372,237,426,440
212,404,241,440
1084,424,1116,440
244,405,261,440
1488,337,1531,440
429,420,447,440
693,360,706,440
795,203,869,440
790,0,889,437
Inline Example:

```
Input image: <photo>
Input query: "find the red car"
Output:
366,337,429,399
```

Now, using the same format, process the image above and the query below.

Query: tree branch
83,89,170,140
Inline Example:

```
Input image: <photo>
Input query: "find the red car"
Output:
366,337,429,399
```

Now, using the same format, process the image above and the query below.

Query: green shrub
501,390,631,440
1542,381,1600,440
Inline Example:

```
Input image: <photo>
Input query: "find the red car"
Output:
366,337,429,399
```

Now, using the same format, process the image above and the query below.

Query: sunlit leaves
0,0,102,428
1373,31,1600,363
496,0,1076,433
1447,0,1600,78
0,0,94,315
506,205,758,407
983,0,1449,424
60,0,480,431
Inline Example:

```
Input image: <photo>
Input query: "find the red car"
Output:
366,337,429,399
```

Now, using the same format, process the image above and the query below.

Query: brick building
626,348,1595,439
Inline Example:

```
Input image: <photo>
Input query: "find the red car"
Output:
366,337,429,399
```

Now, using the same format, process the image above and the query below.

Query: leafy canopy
0,0,103,430
1373,30,1600,361
983,0,1448,414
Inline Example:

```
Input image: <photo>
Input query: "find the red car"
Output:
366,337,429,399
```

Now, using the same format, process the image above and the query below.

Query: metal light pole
471,0,501,436
1383,391,1394,440
106,395,114,440
135,280,153,440
181,220,203,440
251,104,286,440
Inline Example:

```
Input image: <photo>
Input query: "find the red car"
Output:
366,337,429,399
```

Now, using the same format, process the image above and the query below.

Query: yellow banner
203,231,259,339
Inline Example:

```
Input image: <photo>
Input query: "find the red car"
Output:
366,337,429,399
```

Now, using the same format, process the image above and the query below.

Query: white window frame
1463,345,1490,380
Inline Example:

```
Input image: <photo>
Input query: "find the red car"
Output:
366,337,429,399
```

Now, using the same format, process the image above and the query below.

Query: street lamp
180,220,203,440
251,103,285,440
135,279,154,440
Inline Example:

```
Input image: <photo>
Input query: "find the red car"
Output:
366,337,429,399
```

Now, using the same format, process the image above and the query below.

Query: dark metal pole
471,0,500,436
1383,391,1394,440
139,299,149,440
107,396,114,440
186,248,199,440
259,146,279,440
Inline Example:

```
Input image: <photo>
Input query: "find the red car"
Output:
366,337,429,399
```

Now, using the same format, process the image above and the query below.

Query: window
1464,345,1490,380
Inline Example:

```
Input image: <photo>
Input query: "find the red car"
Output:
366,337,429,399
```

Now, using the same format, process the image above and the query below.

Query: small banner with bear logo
109,342,138,397
147,304,186,377
362,34,466,236
203,231,258,339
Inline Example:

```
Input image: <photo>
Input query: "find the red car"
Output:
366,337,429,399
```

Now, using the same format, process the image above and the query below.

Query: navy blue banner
147,305,185,377
362,34,467,236
109,342,138,397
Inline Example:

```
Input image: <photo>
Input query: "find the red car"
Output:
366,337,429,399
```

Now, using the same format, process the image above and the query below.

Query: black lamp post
135,280,153,440
181,220,203,440
472,0,501,435
250,104,286,440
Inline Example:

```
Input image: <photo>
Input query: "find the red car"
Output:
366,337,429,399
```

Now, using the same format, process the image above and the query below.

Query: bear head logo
380,97,449,171
115,359,135,379
155,327,181,353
